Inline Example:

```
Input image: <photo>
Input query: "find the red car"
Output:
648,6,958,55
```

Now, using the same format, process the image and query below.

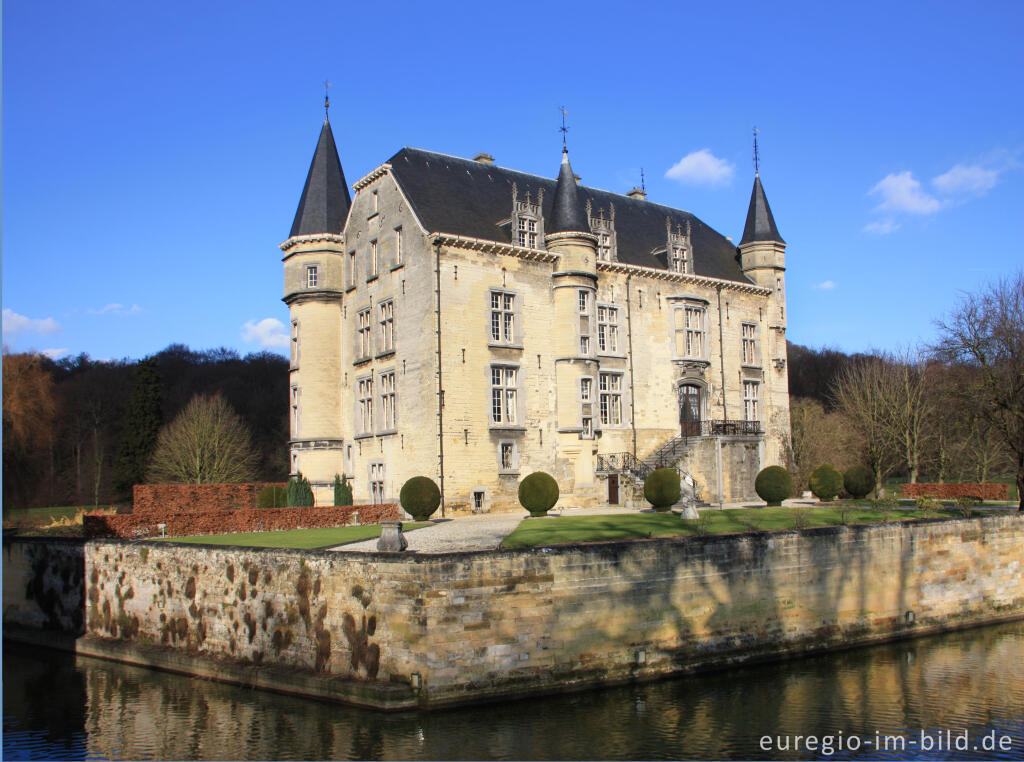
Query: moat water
4,621,1024,760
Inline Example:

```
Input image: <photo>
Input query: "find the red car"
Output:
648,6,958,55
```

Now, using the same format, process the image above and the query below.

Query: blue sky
3,0,1022,361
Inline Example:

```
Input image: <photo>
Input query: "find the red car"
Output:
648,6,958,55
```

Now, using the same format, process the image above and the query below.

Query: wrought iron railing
596,452,653,480
710,419,762,436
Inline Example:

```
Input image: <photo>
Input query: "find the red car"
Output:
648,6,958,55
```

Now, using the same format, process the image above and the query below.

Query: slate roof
548,150,589,234
739,174,784,246
386,148,754,284
290,119,352,238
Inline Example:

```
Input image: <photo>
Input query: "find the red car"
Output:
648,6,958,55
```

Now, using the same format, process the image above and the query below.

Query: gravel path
328,505,639,554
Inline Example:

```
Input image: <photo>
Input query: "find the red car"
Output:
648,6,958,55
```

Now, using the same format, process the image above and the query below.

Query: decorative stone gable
511,182,545,249
666,218,692,274
587,199,617,262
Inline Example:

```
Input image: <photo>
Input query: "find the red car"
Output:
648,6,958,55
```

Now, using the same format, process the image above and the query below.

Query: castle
281,113,791,511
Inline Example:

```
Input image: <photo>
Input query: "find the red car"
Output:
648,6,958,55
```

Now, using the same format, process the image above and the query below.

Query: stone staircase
596,435,706,507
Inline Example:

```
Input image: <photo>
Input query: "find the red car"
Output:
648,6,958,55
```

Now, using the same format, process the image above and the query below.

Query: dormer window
588,203,617,261
670,246,690,274
518,217,537,249
306,265,319,288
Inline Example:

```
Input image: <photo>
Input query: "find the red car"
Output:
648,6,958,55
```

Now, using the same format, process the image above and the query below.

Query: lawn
152,522,430,550
500,506,1006,548
3,505,115,525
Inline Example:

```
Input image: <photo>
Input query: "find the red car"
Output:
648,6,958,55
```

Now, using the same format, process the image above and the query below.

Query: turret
279,110,349,497
738,173,785,293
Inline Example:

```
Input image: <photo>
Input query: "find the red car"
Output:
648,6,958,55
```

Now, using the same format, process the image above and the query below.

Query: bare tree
932,271,1024,509
788,397,862,492
831,356,901,495
147,393,257,484
2,351,58,510
884,349,935,485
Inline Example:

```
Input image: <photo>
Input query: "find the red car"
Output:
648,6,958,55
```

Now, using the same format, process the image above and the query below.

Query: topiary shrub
286,472,314,507
334,474,353,507
755,466,792,506
400,476,441,521
518,472,559,517
643,468,681,512
810,464,844,502
257,485,286,509
843,464,874,499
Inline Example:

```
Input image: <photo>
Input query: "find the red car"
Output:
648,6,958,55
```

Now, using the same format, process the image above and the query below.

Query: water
4,621,1024,760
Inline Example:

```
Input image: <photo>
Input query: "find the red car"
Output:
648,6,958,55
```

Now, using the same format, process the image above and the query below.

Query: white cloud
2,308,61,337
863,218,901,235
242,318,289,349
868,172,942,214
932,163,1001,196
813,280,837,290
41,348,70,359
665,149,735,187
88,303,143,316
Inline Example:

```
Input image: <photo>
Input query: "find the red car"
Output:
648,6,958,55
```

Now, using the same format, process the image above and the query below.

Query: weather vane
559,106,569,151
753,126,760,176
324,79,332,116
640,168,646,194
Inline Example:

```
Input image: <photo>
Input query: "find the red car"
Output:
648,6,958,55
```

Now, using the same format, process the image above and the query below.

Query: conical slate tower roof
739,174,785,246
289,119,351,238
548,150,589,234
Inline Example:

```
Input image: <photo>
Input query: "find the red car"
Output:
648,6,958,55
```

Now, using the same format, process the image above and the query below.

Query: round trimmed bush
643,468,681,512
400,476,441,521
843,465,874,499
518,472,559,517
810,464,844,502
257,485,286,509
755,466,792,506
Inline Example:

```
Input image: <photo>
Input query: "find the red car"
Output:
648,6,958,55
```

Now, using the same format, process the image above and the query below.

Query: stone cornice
428,233,559,263
353,163,392,191
280,233,345,254
596,261,771,295
544,230,599,246
282,290,345,306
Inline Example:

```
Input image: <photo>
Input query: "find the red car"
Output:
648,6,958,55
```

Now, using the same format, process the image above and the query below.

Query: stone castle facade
282,116,791,511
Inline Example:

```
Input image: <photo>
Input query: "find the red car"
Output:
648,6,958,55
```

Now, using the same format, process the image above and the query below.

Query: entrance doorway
679,384,702,437
607,475,619,505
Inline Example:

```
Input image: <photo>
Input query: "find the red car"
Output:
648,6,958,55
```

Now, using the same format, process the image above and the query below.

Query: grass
500,506,1009,548
3,505,116,525
152,522,430,550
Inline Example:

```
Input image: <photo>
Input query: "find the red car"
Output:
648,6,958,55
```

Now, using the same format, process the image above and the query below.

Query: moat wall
5,515,1024,708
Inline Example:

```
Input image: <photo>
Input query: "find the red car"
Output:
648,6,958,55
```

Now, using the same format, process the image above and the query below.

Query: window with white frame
579,290,593,356
498,441,518,473
369,461,385,503
490,365,518,425
378,300,394,354
580,376,594,438
517,216,537,248
674,304,706,359
743,380,760,422
489,290,516,344
291,385,300,436
597,305,619,353
598,233,612,261
357,308,372,359
394,227,403,266
306,265,319,288
357,375,374,434
290,320,299,368
670,246,690,274
370,239,379,277
599,373,623,426
741,323,760,366
379,370,396,431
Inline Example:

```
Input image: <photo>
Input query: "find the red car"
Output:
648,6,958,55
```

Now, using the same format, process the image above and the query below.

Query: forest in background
3,338,1018,511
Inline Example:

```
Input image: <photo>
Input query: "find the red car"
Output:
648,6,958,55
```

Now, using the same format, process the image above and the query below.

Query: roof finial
640,168,646,194
753,126,760,177
324,79,332,118
559,106,569,152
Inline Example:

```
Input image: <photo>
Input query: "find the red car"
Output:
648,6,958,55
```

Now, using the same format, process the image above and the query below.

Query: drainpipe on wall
626,272,638,458
717,285,728,422
434,240,446,517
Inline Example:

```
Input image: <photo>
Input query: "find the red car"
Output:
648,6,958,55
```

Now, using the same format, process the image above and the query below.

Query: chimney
473,153,495,164
627,187,647,200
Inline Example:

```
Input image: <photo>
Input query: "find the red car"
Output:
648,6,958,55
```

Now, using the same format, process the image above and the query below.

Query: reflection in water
3,621,1024,760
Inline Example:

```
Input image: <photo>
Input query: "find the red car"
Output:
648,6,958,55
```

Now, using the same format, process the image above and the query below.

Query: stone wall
6,514,1024,708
